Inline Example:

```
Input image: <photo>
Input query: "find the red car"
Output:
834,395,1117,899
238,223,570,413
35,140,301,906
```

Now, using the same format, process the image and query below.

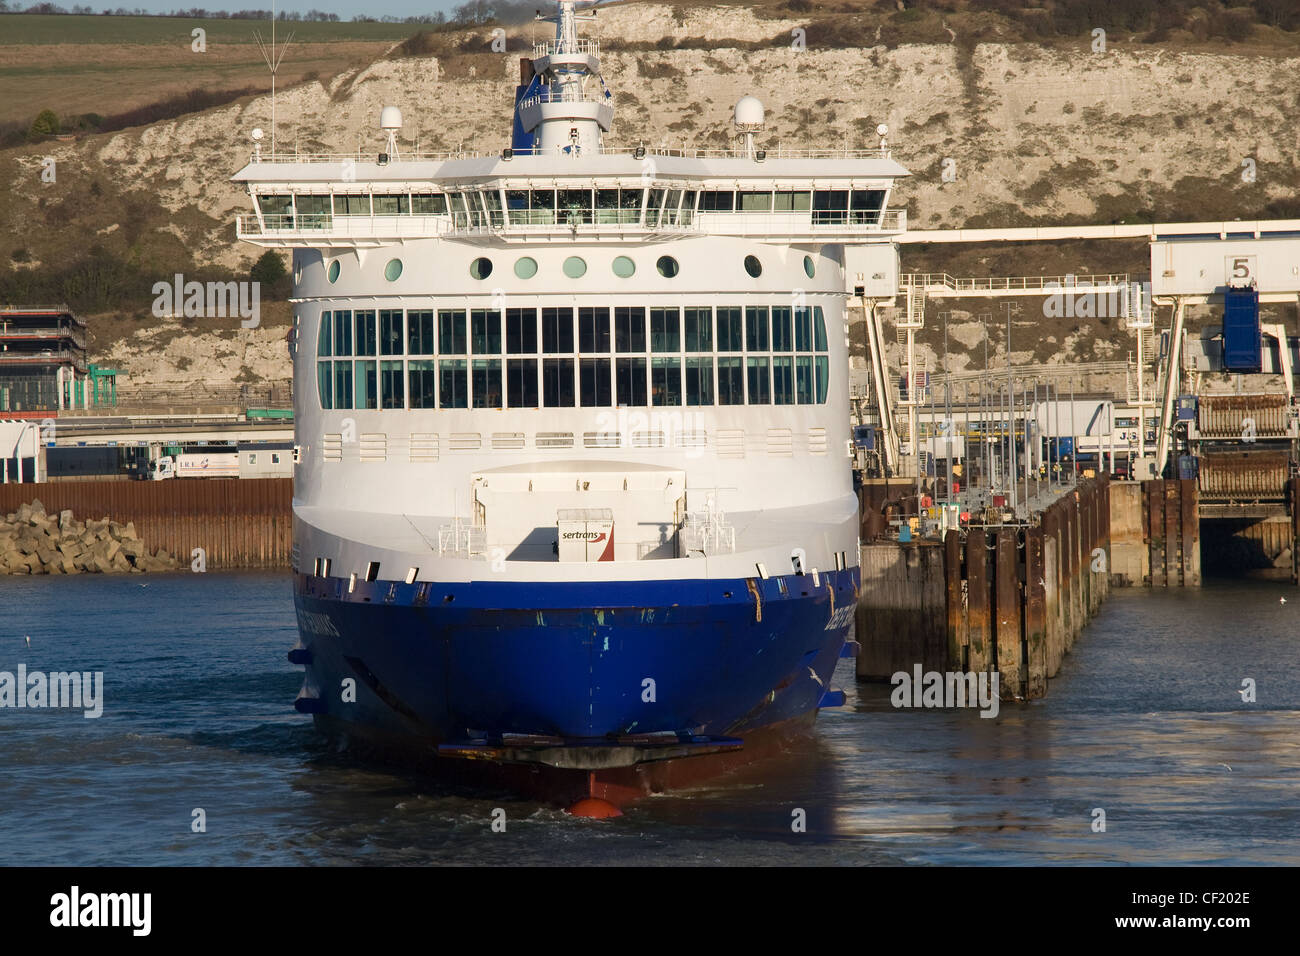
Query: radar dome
734,96,765,127
380,106,403,130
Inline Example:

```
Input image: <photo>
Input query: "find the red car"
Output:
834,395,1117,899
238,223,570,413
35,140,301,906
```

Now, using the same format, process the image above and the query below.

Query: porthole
656,255,679,278
563,256,587,278
514,256,538,279
384,258,403,281
612,256,636,278
470,257,494,280
803,255,816,279
744,255,762,278
327,260,341,283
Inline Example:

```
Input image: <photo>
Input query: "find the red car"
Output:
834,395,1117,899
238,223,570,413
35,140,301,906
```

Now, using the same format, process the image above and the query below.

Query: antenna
253,0,294,158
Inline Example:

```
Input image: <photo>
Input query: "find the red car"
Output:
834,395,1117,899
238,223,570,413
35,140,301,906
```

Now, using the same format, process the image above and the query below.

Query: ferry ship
234,1,909,814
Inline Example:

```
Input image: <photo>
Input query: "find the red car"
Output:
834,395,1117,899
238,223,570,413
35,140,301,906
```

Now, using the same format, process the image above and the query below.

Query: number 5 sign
1226,255,1256,284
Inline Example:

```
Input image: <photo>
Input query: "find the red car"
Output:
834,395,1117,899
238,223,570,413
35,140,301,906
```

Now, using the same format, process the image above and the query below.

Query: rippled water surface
2,572,1297,865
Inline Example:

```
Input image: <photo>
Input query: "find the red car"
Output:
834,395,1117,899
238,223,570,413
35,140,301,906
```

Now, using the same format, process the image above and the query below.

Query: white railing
437,522,486,558
243,145,896,164
519,87,608,109
681,495,736,556
901,272,1131,293
239,209,906,240
533,38,600,58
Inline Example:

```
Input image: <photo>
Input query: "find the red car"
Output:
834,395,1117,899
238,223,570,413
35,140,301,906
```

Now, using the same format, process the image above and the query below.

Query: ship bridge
233,149,909,248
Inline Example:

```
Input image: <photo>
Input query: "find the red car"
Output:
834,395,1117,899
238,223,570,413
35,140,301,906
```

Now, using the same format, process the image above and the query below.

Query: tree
28,109,60,138
250,250,287,285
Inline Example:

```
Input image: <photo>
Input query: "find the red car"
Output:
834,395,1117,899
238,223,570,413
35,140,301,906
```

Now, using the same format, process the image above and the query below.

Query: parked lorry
148,452,240,480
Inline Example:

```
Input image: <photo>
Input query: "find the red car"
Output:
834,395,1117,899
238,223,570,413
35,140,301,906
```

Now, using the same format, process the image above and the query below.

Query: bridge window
542,307,574,354
651,357,681,406
439,360,468,408
333,361,354,409
317,362,333,409
408,360,436,408
816,355,830,403
580,358,611,406
774,191,811,211
616,358,647,406
482,190,504,228
333,310,353,356
558,188,592,225
699,190,734,211
507,358,538,407
381,361,405,409
408,310,435,355
296,195,330,225
543,358,575,407
333,194,371,216
373,195,409,215
258,194,292,217
716,307,742,352
685,357,713,406
684,307,712,352
595,189,620,223
650,308,680,352
615,307,645,353
850,189,885,224
621,188,643,223
506,308,537,354
354,360,376,409
646,188,665,227
771,306,792,351
579,307,610,352
354,310,377,357
411,193,447,215
379,310,403,355
814,306,828,350
718,357,743,405
471,309,502,354
772,356,794,405
745,306,769,351
317,311,332,357
796,356,815,404
812,190,848,224
438,310,466,355
746,357,770,404
738,191,772,212
472,360,502,408
795,306,813,352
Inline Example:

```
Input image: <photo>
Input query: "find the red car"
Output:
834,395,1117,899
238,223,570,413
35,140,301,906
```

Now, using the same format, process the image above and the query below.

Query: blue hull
291,567,857,762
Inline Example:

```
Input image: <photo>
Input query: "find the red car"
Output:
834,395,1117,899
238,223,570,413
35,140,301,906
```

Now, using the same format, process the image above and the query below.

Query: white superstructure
233,1,910,587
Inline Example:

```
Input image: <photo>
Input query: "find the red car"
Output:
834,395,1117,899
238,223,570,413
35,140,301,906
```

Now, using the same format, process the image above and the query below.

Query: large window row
315,305,832,410
259,187,887,228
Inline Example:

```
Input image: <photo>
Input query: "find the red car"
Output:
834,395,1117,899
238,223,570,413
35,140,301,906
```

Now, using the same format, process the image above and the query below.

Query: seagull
24,635,30,648
1219,763,1232,772
137,583,149,589
1281,597,1287,605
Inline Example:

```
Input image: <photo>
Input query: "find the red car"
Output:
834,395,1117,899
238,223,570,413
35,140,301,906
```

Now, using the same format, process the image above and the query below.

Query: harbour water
2,572,1297,866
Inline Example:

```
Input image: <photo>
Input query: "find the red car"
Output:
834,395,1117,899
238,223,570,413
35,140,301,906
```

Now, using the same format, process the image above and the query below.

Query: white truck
148,453,240,480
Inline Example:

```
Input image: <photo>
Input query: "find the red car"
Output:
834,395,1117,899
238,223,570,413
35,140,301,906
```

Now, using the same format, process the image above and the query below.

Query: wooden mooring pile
856,476,1111,700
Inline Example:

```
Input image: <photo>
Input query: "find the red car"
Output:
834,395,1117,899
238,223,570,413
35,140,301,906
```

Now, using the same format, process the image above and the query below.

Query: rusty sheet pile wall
1143,479,1200,586
856,476,1111,701
0,479,292,569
